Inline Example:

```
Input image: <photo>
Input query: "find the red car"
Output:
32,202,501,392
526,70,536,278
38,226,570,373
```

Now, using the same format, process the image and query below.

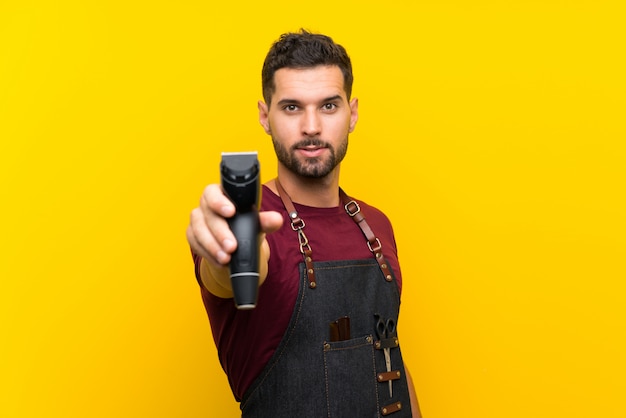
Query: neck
271,166,341,208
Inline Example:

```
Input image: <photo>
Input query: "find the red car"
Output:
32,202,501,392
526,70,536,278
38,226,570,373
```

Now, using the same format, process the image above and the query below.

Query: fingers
260,210,283,234
188,185,237,266
187,185,283,268
201,183,236,219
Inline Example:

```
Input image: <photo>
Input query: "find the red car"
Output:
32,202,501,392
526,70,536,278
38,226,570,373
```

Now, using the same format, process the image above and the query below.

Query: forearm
406,366,422,417
199,257,234,298
197,239,271,298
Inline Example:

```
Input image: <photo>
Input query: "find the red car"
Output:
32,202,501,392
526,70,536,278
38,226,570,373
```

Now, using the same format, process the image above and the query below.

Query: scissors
375,314,396,397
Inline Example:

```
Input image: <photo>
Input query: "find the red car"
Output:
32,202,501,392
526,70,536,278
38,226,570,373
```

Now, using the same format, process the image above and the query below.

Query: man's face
258,65,358,179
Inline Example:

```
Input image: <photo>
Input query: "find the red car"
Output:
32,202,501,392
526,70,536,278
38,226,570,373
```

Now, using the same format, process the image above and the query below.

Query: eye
283,104,299,112
322,103,337,111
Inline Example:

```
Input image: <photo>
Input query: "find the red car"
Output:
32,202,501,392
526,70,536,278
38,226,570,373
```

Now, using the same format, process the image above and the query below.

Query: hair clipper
220,152,262,309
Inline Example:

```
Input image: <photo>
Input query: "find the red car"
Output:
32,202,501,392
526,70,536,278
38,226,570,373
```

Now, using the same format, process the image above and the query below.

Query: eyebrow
276,95,343,107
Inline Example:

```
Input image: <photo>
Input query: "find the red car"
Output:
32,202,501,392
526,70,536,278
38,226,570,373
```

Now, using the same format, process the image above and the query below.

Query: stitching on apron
323,349,331,418
316,264,382,271
370,341,382,417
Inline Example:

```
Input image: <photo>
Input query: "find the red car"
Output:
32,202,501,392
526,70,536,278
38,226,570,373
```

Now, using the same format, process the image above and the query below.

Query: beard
272,137,348,178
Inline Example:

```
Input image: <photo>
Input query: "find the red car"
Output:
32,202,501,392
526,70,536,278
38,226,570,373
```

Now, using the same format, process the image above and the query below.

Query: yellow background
1,1,625,417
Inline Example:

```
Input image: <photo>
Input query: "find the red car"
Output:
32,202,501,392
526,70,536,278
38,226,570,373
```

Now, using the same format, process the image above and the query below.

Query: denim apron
240,182,412,417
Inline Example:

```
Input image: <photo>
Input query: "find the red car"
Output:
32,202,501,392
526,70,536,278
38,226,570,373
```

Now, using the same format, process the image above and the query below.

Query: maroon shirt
196,185,403,401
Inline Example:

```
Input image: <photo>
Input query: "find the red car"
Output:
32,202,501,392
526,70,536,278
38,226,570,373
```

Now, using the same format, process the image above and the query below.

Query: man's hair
261,29,354,105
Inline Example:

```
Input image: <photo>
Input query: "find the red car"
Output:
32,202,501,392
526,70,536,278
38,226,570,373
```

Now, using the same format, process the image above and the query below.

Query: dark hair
261,29,354,105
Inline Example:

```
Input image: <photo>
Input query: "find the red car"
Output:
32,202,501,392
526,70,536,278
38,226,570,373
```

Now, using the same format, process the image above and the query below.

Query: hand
186,184,283,267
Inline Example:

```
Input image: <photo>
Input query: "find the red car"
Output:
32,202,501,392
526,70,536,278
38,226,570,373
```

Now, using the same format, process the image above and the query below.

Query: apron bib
240,182,412,417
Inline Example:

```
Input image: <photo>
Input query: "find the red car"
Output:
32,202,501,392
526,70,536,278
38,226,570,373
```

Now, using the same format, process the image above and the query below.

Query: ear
348,97,359,133
258,100,271,135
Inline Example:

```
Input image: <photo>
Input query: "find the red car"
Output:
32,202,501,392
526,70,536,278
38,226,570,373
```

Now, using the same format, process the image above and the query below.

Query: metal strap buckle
290,215,305,231
344,200,361,217
298,229,311,254
367,238,382,253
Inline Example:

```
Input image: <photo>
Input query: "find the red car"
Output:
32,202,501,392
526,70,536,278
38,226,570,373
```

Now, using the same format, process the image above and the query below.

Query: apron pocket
323,335,379,417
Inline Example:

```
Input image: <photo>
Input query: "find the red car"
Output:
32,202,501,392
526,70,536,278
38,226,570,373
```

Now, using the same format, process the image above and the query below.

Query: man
187,29,422,417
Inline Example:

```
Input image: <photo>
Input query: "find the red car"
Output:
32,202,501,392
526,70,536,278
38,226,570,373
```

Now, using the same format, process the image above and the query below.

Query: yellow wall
2,1,625,417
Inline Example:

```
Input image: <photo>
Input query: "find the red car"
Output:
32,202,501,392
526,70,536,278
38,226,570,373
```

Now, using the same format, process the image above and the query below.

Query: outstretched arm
186,183,283,296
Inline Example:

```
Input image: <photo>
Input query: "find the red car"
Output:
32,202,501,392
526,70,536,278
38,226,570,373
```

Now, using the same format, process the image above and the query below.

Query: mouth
297,145,327,158
294,140,328,158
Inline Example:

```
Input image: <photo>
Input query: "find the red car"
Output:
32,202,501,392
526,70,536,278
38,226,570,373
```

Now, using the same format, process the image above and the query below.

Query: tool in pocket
375,314,397,397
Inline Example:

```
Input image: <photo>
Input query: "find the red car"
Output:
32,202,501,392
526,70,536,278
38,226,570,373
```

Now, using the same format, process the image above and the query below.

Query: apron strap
340,190,394,282
275,179,317,289
274,179,393,286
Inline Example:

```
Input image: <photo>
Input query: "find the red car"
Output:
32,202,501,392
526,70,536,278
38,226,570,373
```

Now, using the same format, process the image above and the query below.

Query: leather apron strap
339,190,395,283
275,178,394,287
274,179,317,288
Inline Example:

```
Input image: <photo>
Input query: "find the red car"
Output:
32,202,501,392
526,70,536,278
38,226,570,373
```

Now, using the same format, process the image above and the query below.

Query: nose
301,108,321,137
